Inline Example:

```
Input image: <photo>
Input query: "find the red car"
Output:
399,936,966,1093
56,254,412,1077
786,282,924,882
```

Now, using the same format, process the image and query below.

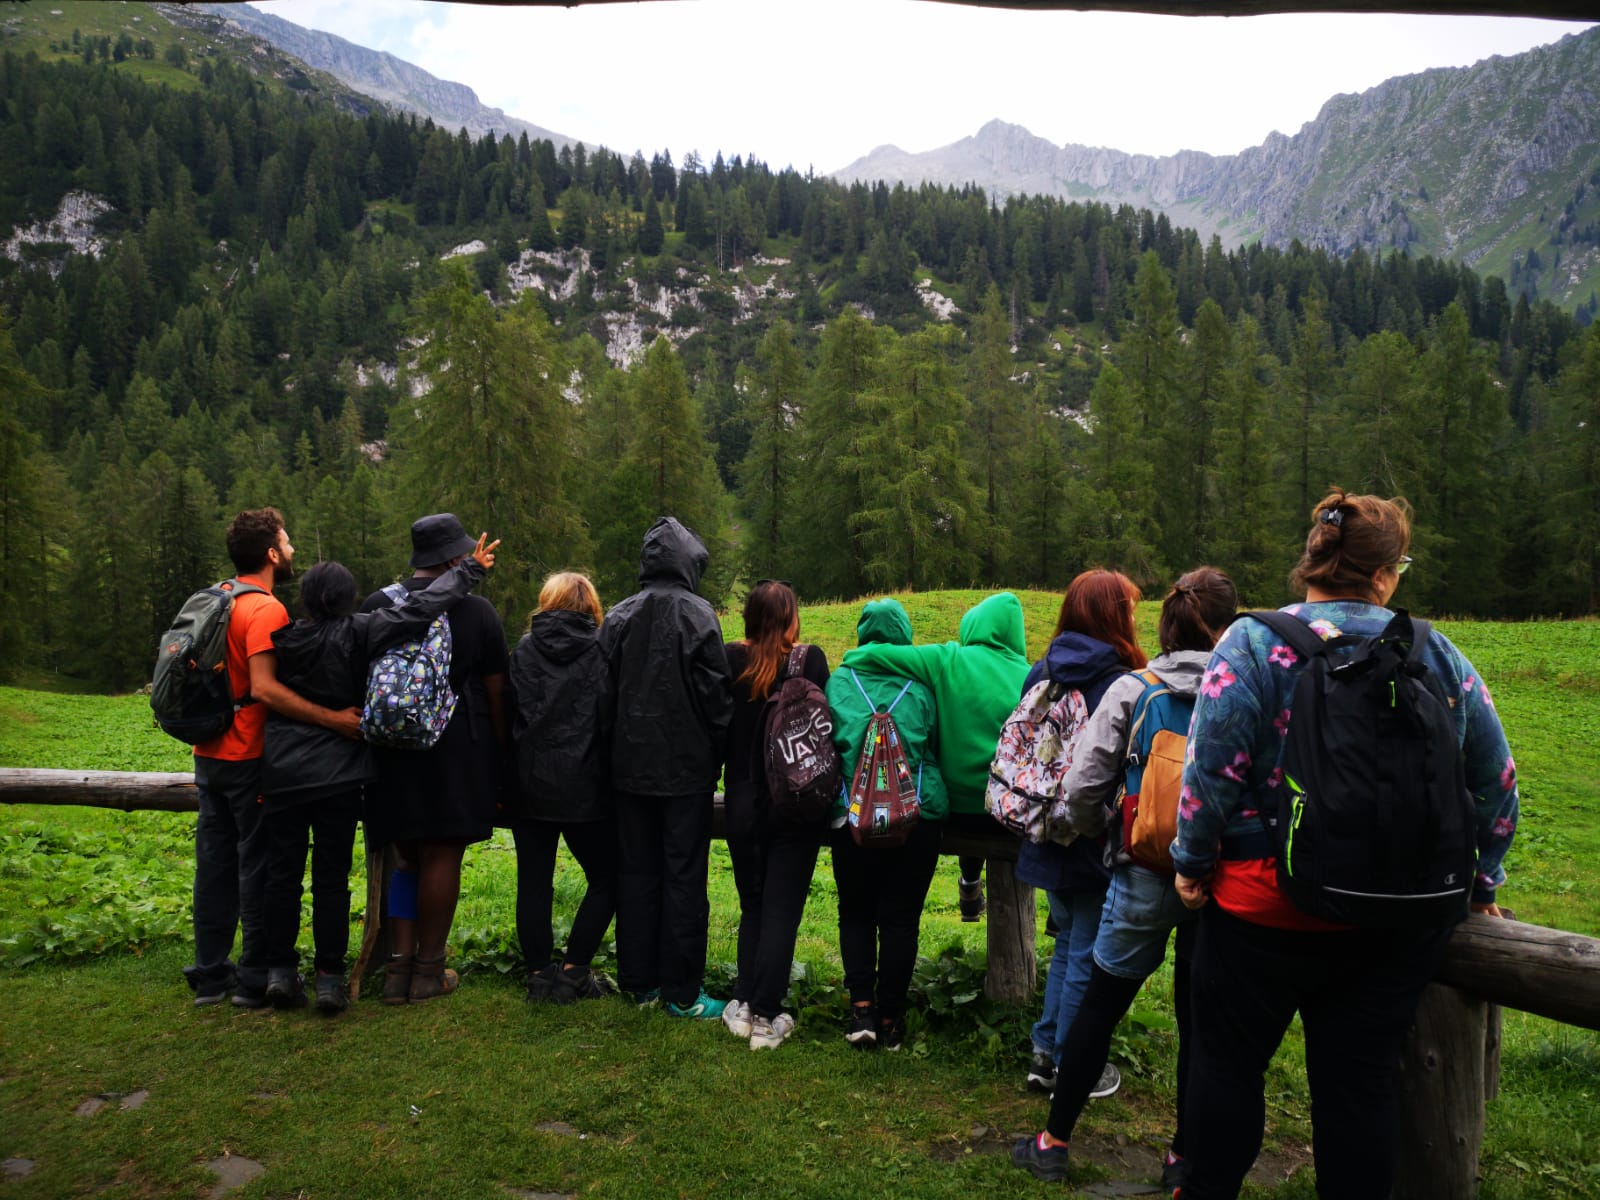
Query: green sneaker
666,991,726,1019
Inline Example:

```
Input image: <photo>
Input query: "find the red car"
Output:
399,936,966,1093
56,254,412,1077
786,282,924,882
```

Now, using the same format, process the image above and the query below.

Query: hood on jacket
957,592,1025,656
1041,630,1126,692
638,516,707,591
272,617,332,664
528,608,600,664
1145,648,1210,698
856,598,912,647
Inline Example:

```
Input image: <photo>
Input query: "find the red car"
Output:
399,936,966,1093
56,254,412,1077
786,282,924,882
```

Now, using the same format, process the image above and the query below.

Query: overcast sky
256,1,1590,172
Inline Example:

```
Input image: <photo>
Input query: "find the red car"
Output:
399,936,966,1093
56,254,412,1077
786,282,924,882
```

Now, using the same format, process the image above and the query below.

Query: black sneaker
314,971,348,1014
1027,1051,1057,1092
266,968,308,1010
552,965,610,1003
525,963,558,1004
1160,1152,1189,1192
845,1005,877,1048
877,1015,905,1052
1011,1132,1071,1182
231,988,270,1010
958,878,986,922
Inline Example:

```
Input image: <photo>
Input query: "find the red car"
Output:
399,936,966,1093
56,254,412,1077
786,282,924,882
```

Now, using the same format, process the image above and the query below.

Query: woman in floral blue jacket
1170,490,1519,1200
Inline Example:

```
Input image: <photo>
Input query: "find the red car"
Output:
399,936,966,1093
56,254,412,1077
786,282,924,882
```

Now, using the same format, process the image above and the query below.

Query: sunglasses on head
1394,555,1413,576
754,578,793,590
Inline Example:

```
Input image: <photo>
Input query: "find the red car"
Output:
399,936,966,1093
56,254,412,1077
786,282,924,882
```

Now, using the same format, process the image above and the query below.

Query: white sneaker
722,998,752,1039
750,1012,795,1051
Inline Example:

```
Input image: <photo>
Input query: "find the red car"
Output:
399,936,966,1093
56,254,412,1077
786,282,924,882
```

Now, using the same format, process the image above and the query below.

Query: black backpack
1244,609,1476,929
761,644,842,825
150,580,268,744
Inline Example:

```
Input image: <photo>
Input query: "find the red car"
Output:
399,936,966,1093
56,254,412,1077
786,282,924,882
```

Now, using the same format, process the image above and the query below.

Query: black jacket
598,517,733,797
503,608,612,824
261,559,485,808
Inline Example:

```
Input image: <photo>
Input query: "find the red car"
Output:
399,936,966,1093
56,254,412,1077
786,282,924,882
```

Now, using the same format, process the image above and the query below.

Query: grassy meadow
1,591,1597,1198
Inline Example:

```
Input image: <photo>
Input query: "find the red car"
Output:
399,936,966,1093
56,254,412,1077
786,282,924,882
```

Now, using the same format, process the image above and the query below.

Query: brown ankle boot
382,954,414,1006
409,955,459,1002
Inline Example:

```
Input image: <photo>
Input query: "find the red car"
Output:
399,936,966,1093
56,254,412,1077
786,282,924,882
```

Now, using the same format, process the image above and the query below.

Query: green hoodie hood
838,591,1030,814
856,597,913,647
958,592,1026,655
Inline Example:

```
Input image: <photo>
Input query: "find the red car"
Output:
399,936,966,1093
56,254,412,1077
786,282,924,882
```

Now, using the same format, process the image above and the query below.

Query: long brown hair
1158,567,1238,654
1290,488,1412,603
1055,569,1147,669
736,580,799,700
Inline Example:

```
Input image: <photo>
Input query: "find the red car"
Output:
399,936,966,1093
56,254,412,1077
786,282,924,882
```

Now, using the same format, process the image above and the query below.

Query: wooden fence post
1396,983,1489,1200
982,859,1037,1006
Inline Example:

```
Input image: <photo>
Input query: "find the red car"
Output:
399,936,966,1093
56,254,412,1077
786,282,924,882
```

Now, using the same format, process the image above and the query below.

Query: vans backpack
985,679,1090,845
150,579,268,744
842,670,922,849
1245,609,1476,928
1117,670,1194,872
360,582,457,750
762,644,842,825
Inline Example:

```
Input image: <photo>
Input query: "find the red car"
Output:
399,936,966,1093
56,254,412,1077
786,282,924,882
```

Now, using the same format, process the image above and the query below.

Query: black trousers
1181,905,1453,1200
185,756,270,995
513,818,618,970
261,790,361,976
830,819,942,1020
728,821,823,1019
1046,923,1195,1151
614,790,712,1008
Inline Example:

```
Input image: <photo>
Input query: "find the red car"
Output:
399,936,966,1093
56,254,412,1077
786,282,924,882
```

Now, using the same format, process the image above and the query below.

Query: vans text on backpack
1243,609,1477,928
843,669,922,849
360,582,457,750
1119,671,1194,872
151,580,269,744
986,679,1090,845
762,644,842,825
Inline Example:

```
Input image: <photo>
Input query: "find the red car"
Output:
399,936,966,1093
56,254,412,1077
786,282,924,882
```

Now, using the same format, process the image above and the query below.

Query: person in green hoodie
839,592,1031,921
826,598,949,1051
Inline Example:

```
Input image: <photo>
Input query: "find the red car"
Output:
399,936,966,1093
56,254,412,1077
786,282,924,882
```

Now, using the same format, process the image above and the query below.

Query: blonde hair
535,572,603,626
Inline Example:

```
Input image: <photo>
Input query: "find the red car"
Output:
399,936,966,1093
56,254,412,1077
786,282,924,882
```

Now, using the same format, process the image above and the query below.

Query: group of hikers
173,491,1519,1200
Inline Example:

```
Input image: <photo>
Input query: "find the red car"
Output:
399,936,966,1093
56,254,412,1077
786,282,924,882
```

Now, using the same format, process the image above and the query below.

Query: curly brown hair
225,508,284,574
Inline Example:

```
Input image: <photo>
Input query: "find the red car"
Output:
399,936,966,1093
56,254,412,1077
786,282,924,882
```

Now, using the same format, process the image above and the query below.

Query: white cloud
256,1,1591,171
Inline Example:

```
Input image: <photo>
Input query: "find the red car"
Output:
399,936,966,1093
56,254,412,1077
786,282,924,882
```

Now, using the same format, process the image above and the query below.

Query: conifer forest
3,50,1599,691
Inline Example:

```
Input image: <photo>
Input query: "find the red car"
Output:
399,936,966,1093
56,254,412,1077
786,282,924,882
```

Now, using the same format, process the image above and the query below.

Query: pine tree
844,327,980,590
737,320,804,584
965,286,1024,579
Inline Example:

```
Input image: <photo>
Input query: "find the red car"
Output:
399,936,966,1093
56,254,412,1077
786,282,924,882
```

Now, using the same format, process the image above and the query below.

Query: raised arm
358,536,497,655
840,641,943,690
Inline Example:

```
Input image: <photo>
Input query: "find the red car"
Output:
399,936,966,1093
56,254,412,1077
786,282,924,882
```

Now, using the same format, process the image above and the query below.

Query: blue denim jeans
1093,863,1196,980
1031,886,1107,1060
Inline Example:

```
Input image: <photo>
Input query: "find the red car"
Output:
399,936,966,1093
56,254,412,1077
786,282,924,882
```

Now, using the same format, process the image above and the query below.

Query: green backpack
150,580,267,744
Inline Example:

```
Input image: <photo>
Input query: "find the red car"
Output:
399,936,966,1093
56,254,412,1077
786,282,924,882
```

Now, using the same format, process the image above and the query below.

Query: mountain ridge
195,2,578,149
834,29,1600,307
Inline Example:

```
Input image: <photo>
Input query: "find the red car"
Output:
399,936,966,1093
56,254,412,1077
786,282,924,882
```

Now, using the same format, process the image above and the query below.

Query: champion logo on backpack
150,579,269,744
1242,609,1477,928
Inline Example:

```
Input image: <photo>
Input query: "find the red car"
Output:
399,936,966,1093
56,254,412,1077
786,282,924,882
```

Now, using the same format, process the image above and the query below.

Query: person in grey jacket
598,517,734,1017
1015,567,1237,1188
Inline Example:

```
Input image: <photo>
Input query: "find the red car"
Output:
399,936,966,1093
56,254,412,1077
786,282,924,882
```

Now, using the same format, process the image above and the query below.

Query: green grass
2,594,1599,1197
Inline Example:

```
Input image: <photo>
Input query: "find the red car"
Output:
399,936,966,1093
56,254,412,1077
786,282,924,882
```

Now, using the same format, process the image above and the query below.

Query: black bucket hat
409,513,476,569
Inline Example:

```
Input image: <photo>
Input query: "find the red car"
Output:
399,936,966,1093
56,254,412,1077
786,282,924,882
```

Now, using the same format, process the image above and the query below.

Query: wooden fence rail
5,766,1598,1200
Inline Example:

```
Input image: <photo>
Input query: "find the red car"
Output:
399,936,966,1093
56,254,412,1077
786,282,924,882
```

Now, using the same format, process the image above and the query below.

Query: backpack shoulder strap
1123,670,1172,765
221,579,268,599
847,667,914,716
1239,609,1325,660
382,581,410,604
1390,610,1433,665
784,643,808,680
